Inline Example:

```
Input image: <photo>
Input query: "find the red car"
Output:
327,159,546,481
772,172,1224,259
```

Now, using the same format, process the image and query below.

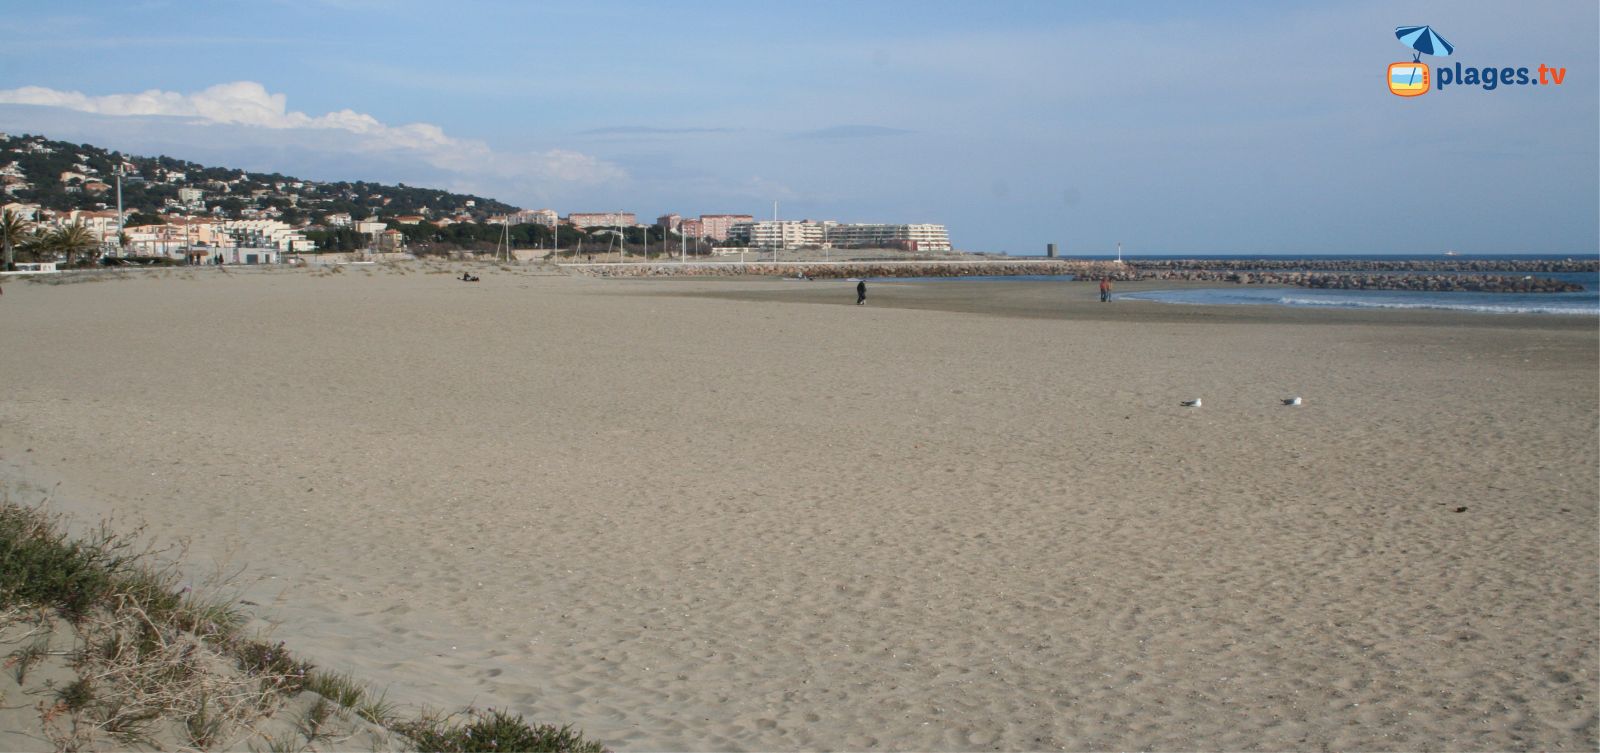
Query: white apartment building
124,218,314,260
728,220,825,248
178,187,204,206
223,219,314,254
567,211,636,228
727,221,952,251
824,223,951,252
2,202,40,220
507,208,557,226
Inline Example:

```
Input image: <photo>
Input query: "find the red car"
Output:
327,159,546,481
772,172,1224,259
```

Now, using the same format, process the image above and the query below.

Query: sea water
892,256,1599,316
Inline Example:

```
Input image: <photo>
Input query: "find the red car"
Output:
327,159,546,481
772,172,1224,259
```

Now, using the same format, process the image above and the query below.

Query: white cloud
0,81,625,186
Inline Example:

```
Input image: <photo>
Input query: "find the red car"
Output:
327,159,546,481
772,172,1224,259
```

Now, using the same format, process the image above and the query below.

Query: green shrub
0,505,127,618
235,640,313,693
396,708,607,753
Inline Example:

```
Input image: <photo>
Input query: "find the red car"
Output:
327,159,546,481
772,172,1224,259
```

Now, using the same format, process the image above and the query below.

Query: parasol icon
1395,25,1454,60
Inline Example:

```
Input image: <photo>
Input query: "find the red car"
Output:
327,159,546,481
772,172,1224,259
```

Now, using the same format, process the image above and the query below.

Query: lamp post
114,164,125,258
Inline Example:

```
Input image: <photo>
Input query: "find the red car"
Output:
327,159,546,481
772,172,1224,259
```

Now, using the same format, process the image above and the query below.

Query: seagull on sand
1181,398,1202,408
1282,397,1303,406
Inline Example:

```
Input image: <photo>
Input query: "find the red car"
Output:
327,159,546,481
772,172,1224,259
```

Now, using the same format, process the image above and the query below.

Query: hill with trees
1,132,517,226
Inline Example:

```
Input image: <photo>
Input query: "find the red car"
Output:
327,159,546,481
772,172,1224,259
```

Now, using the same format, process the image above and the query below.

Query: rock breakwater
570,260,1088,280
1130,258,1598,273
564,258,1590,293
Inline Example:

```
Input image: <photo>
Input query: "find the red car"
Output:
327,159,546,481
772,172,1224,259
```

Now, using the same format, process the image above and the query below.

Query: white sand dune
1,265,1595,751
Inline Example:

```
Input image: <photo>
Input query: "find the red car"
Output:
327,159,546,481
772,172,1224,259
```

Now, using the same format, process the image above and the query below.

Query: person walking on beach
856,280,867,305
1099,277,1112,302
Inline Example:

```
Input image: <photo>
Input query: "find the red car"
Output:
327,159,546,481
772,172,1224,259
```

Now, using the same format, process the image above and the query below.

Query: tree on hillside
125,211,166,228
1,208,33,271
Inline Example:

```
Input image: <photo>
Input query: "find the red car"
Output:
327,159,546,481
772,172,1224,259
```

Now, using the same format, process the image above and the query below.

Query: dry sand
0,264,1595,751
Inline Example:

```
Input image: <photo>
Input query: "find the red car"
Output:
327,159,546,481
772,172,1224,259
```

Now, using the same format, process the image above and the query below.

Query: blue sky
1,0,1595,254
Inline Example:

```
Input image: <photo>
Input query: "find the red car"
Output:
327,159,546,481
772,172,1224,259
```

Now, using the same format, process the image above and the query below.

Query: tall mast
115,164,124,257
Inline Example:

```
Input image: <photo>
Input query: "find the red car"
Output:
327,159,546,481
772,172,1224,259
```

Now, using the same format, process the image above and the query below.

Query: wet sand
1,265,1595,750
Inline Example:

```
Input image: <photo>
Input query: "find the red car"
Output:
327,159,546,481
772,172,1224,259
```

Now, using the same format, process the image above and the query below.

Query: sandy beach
1,264,1595,751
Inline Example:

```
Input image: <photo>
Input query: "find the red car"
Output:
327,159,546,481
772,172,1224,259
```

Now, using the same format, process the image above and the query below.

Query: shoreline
635,276,1600,328
1,266,1595,751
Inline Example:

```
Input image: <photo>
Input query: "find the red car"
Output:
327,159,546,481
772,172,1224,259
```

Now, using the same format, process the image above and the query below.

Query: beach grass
0,494,608,752
396,707,607,753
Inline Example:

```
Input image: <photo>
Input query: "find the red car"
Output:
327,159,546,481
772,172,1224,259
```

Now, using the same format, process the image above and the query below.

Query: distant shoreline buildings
4,131,955,261
727,220,951,252
555,210,952,251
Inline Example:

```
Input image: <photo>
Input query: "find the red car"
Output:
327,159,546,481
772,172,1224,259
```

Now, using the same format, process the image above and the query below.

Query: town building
121,217,313,261
728,221,952,251
2,202,40,220
378,228,405,251
568,211,637,228
504,208,557,226
824,223,952,252
728,220,825,248
698,214,754,241
656,213,681,232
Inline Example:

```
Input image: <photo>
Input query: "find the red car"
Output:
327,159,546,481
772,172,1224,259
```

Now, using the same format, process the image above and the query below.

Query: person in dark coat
856,280,867,305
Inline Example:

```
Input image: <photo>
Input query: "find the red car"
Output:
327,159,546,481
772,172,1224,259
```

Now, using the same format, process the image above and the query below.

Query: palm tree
0,208,31,271
47,221,98,266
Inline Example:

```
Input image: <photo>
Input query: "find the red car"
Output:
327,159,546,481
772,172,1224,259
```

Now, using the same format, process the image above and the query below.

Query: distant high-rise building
656,213,681,232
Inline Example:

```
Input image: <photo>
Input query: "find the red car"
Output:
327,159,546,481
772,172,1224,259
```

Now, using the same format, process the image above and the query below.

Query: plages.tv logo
1388,25,1569,97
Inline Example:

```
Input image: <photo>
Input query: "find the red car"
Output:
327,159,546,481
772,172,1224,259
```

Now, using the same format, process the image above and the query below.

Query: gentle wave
1119,287,1599,316
1274,296,1597,315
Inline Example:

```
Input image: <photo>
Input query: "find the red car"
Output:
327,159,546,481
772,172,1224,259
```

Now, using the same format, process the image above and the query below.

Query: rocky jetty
565,257,1590,293
570,260,1088,279
1123,269,1584,293
1129,258,1598,273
